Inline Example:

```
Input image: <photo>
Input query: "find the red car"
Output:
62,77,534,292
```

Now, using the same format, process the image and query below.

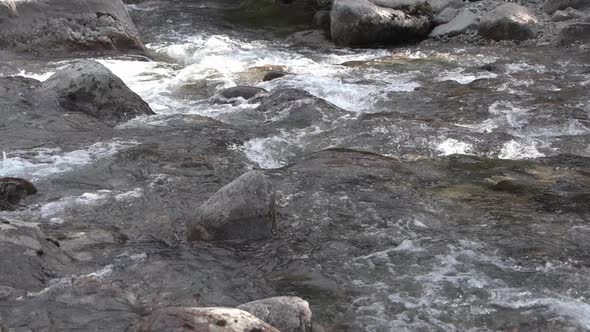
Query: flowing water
1,0,590,331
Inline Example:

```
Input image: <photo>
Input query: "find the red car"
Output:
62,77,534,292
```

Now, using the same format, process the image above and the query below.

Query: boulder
0,177,37,211
131,307,279,332
313,9,331,29
550,8,584,22
0,178,37,211
238,296,313,332
430,9,479,37
210,86,268,105
543,0,590,15
433,7,459,25
557,23,590,44
187,171,276,242
0,0,147,56
478,3,538,41
286,30,334,48
263,70,289,82
255,88,350,129
428,0,463,14
40,60,154,127
330,0,433,47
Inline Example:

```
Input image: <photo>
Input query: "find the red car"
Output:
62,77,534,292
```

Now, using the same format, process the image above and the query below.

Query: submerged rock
0,177,37,211
238,296,313,332
40,60,154,127
330,0,433,47
132,307,279,332
187,170,276,242
557,23,590,44
478,3,538,41
430,9,479,37
0,0,147,56
210,86,268,105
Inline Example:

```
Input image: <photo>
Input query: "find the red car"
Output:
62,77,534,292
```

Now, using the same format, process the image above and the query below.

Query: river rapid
1,0,590,331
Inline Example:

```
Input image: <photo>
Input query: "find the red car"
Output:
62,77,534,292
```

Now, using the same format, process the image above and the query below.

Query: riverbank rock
330,0,433,47
0,178,37,211
210,86,268,105
0,0,147,56
187,170,276,242
238,296,312,332
40,60,154,127
543,0,590,15
557,23,590,44
430,9,479,37
478,3,538,41
132,307,279,332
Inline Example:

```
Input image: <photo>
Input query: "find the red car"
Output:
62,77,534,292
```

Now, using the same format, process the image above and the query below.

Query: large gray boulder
430,9,479,37
238,296,313,332
131,307,280,332
478,3,538,41
0,178,36,211
543,0,590,14
187,171,276,242
40,60,155,127
557,23,590,44
330,0,433,47
0,0,147,56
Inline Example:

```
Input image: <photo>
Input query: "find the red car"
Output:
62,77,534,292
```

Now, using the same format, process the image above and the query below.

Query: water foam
0,141,137,181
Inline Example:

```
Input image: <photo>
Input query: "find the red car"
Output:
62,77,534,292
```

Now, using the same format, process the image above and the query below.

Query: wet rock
255,88,350,130
237,296,312,332
0,177,37,211
557,23,590,44
550,8,584,22
40,60,154,127
286,30,334,48
0,218,69,291
263,70,289,82
330,0,433,47
430,9,479,37
0,0,147,56
239,65,288,85
210,86,268,105
187,170,276,242
429,0,463,14
536,178,590,213
433,7,459,25
132,307,280,332
313,9,331,29
542,0,590,15
478,3,538,41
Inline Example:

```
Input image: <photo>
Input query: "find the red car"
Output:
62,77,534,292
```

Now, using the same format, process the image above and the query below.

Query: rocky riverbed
1,0,590,331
